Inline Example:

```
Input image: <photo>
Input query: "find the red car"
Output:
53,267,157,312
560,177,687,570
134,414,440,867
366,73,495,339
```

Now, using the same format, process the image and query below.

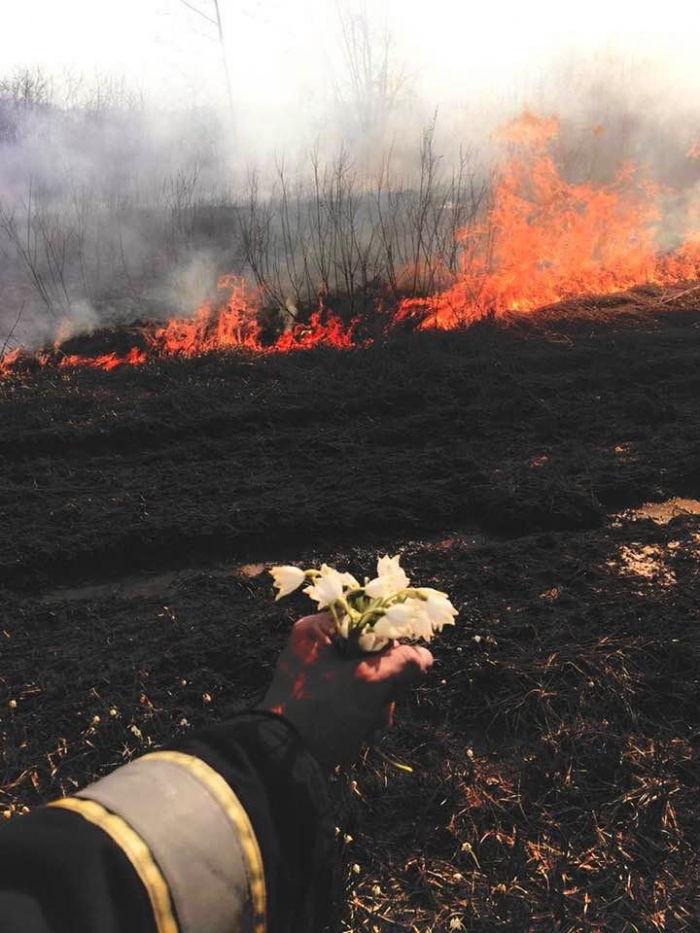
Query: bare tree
178,0,235,137
0,67,54,111
334,2,410,146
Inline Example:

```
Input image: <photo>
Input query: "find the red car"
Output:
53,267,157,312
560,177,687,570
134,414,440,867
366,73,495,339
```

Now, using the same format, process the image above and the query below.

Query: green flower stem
334,596,361,621
356,606,386,627
394,589,423,601
329,601,342,630
372,745,414,774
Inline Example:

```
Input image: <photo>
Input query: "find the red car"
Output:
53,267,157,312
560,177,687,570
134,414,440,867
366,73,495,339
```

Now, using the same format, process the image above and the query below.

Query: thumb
379,643,434,696
364,645,434,739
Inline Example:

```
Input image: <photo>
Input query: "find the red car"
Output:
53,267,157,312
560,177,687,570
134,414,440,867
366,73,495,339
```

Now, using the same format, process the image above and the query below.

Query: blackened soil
3,515,700,930
3,294,700,930
1,297,700,590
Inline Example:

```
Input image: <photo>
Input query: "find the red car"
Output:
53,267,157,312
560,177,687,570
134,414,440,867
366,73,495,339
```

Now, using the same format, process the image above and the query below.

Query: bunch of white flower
270,554,457,653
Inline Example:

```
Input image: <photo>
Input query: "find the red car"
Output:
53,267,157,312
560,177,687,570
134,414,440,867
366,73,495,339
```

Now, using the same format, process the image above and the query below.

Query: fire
0,343,148,374
152,277,358,357
0,278,358,374
153,275,263,356
58,347,149,371
2,110,700,374
398,112,700,329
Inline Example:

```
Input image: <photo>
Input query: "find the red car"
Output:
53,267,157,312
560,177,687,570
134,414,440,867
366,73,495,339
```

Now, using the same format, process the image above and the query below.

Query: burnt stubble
3,296,700,931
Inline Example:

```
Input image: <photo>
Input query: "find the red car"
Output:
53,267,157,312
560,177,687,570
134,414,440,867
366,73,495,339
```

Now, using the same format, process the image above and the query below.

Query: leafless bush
238,127,487,317
0,64,489,340
163,165,202,262
374,118,488,298
0,182,80,318
0,67,54,111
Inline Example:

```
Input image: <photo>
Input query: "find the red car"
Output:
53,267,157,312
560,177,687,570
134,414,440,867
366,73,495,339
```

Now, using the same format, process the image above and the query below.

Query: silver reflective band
77,751,267,933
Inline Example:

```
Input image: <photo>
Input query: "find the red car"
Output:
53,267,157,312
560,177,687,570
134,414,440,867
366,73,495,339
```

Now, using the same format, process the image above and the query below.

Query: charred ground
3,289,700,930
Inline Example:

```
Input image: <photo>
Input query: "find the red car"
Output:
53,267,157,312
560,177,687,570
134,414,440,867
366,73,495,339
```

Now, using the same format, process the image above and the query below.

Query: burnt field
3,291,700,930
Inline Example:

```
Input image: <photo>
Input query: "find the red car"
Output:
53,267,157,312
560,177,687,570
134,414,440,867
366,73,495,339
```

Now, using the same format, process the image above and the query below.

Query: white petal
410,608,434,642
376,554,410,588
270,565,305,600
382,602,417,633
303,566,345,608
423,593,458,629
365,575,394,599
365,556,409,599
372,616,403,640
358,631,389,653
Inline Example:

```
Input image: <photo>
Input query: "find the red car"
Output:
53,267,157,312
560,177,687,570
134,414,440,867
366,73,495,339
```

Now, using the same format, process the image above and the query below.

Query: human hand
259,613,434,769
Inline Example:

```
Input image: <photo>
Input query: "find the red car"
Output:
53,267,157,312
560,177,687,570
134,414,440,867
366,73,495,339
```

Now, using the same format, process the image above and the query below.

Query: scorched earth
3,290,700,930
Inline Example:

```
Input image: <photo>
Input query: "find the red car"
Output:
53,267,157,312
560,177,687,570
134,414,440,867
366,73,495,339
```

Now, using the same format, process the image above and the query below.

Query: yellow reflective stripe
49,797,179,933
145,750,267,933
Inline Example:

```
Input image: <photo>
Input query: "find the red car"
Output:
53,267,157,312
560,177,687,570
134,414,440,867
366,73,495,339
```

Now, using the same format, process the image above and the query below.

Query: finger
376,644,434,685
294,612,336,644
314,612,337,638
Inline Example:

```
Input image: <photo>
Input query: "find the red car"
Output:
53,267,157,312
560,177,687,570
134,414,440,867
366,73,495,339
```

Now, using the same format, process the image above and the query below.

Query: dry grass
331,522,700,931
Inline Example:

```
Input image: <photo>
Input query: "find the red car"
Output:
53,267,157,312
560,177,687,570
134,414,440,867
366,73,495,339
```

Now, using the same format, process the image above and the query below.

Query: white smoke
1,1,700,350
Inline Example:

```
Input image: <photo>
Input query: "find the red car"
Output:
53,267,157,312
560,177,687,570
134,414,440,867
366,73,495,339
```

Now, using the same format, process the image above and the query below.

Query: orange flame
0,278,358,374
150,276,358,358
2,111,700,374
58,347,149,370
153,275,263,356
398,112,700,329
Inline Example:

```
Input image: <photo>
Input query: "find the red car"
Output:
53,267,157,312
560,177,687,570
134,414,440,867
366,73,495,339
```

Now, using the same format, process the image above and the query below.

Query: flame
58,347,149,370
152,277,358,357
153,275,263,356
0,278,358,374
398,112,700,329
0,348,22,371
3,111,700,374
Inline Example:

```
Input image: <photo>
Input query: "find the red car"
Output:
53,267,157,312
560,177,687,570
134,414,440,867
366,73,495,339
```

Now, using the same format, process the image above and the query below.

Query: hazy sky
3,0,700,110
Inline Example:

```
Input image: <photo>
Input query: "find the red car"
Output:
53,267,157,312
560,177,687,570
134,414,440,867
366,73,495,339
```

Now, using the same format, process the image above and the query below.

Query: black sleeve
0,806,157,933
170,711,337,933
0,711,337,933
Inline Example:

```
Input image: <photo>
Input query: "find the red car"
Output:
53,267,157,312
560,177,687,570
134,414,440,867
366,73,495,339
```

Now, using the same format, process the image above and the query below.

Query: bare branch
1,301,26,359
178,0,218,27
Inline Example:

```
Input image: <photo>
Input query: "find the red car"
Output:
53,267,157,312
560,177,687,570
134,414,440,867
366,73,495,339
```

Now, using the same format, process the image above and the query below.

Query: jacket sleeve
0,711,336,933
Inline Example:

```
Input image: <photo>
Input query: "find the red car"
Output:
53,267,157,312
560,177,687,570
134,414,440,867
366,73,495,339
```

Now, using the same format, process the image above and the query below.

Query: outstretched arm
0,613,433,933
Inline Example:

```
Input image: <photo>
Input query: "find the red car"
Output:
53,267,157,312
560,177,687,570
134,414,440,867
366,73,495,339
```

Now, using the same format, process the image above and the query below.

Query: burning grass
4,113,700,376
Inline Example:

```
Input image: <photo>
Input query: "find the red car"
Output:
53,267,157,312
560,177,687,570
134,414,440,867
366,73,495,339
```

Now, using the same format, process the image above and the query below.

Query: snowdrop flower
270,565,306,600
364,554,410,599
374,602,436,643
336,614,351,640
419,589,458,631
373,602,416,639
271,555,458,653
303,564,347,609
340,571,361,590
408,605,435,642
358,630,390,653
